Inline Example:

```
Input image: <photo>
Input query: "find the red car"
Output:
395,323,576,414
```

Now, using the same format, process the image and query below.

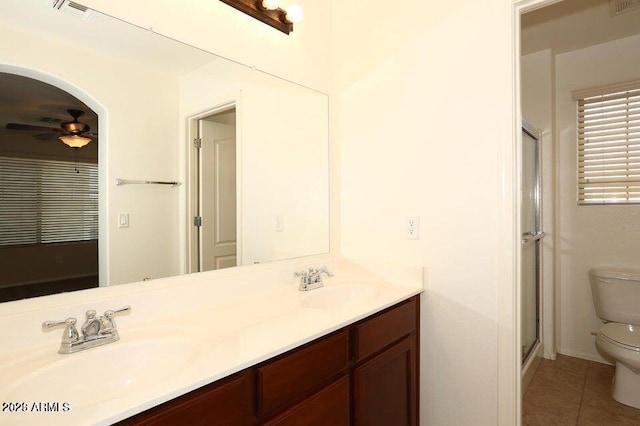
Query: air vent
50,0,97,21
610,0,640,16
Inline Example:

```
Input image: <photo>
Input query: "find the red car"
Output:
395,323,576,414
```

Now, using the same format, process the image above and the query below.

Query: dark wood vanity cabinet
118,296,419,426
352,297,419,426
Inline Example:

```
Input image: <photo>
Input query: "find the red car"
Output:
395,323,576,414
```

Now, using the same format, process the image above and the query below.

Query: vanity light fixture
219,0,302,34
59,134,91,148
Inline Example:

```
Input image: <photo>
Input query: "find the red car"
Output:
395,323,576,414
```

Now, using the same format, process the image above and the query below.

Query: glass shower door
521,122,542,363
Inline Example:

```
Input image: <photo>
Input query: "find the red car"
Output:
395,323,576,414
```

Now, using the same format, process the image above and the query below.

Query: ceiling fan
6,109,97,148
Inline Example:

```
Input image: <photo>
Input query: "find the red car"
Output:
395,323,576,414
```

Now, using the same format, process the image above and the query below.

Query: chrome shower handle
521,231,545,244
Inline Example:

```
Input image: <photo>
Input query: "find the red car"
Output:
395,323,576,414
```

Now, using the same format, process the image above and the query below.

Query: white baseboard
556,348,612,365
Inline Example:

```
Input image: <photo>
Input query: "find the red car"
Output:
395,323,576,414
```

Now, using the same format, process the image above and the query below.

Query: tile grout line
575,361,591,425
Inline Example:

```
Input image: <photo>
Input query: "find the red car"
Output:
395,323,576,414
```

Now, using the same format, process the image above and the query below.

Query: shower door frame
521,120,542,365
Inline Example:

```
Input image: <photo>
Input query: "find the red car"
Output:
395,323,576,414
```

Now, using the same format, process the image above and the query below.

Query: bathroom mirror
0,0,329,300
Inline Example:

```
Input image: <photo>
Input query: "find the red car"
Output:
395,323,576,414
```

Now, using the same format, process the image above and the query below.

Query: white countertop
0,256,423,425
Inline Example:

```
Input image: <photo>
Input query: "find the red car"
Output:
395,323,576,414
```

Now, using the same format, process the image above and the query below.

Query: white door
198,119,237,271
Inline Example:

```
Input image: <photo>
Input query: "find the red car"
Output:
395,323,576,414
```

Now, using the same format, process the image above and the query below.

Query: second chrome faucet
295,266,333,291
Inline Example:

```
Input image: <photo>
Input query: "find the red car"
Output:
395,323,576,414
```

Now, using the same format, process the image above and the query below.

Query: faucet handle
101,305,131,334
317,265,334,276
42,318,79,344
42,317,76,329
104,305,131,317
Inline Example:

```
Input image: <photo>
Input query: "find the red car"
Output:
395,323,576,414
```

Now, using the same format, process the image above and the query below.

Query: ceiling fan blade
6,123,59,132
33,132,59,140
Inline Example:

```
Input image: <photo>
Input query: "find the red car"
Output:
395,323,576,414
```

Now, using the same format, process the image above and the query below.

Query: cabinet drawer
354,297,417,362
263,376,350,426
116,372,251,426
257,329,349,415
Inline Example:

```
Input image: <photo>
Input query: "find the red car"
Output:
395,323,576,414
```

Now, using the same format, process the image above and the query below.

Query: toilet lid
600,323,640,348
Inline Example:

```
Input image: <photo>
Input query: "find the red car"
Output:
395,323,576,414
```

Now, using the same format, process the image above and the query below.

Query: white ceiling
0,0,215,76
522,0,640,55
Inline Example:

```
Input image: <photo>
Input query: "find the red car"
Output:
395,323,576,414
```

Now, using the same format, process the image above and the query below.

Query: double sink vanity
0,257,423,425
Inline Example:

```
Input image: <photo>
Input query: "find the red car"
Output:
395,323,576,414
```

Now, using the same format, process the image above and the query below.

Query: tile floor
523,354,640,425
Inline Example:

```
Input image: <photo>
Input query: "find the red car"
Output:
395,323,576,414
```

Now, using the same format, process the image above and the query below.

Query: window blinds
0,156,98,247
577,84,640,205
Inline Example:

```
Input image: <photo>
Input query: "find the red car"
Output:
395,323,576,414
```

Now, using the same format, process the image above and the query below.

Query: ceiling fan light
59,134,91,148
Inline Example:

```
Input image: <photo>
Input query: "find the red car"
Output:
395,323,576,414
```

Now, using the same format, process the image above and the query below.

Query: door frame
185,101,241,273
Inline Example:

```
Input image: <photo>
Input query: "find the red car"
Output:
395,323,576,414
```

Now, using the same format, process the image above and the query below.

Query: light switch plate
118,213,129,228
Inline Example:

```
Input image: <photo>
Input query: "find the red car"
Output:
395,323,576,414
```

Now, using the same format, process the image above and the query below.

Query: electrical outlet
406,216,420,240
275,214,283,232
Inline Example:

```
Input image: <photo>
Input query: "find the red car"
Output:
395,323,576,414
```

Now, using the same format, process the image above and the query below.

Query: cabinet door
353,336,417,426
263,376,349,426
116,372,251,426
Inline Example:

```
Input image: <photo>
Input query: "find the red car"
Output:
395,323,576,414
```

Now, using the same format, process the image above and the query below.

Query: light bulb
285,4,303,24
261,0,279,10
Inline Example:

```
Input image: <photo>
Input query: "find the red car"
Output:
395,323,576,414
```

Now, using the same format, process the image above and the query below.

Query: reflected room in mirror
0,0,329,303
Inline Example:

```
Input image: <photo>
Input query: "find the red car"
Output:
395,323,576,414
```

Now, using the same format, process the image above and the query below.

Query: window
0,156,98,246
576,80,640,205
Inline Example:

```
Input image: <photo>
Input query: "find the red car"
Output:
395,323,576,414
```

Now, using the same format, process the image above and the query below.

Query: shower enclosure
521,120,543,363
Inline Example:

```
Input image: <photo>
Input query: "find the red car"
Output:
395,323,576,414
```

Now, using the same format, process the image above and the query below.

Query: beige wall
332,1,516,424
555,33,640,362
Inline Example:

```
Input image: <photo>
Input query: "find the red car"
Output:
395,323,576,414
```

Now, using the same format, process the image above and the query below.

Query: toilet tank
589,267,640,325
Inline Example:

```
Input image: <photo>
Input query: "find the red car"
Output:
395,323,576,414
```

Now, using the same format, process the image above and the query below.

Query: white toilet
589,267,640,409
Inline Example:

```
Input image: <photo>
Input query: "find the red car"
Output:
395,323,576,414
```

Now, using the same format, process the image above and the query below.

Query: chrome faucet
295,266,334,291
42,306,131,354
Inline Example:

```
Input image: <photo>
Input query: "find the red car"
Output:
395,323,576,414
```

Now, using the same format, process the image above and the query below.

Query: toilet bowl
596,323,640,408
589,267,640,409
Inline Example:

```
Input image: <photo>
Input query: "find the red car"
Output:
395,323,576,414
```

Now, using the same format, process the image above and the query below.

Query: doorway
517,0,640,422
0,72,99,301
189,106,238,272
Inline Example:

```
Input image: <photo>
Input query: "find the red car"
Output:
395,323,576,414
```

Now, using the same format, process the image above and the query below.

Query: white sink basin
2,333,201,408
301,284,379,310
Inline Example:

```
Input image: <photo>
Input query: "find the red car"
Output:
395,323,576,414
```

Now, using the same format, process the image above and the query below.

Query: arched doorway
0,71,100,302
